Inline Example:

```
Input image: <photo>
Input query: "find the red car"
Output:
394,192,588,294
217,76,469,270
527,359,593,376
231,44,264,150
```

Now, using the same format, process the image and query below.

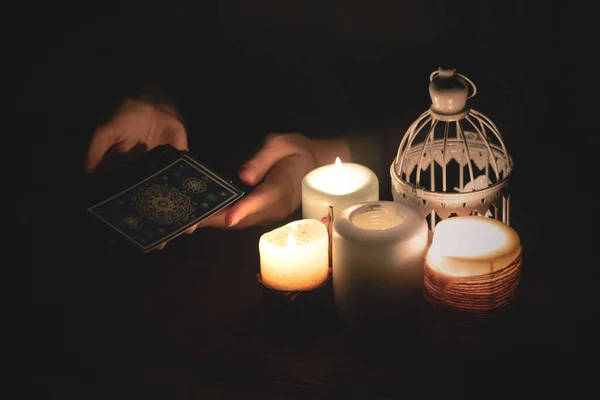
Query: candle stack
423,216,522,317
256,150,524,333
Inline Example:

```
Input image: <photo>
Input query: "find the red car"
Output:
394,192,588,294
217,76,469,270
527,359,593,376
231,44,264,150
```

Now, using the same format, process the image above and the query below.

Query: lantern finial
428,68,477,120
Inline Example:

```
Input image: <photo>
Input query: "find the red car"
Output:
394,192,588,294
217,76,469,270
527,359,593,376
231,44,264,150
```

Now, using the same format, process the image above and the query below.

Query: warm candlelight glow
423,216,522,314
350,204,405,230
426,216,521,277
311,157,363,195
259,219,329,291
302,159,378,221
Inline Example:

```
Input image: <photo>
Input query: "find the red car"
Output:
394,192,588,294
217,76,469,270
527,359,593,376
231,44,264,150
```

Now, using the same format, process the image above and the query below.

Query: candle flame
327,156,351,195
334,157,342,169
287,232,295,247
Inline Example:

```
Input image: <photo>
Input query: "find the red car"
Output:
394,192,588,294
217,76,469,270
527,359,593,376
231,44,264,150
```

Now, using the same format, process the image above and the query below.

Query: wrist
130,80,183,121
153,103,181,120
122,96,182,121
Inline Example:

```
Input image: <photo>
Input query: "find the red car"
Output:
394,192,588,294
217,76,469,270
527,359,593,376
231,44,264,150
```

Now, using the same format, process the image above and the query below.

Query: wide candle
426,216,521,276
259,219,329,291
302,157,378,221
424,216,522,312
332,201,429,326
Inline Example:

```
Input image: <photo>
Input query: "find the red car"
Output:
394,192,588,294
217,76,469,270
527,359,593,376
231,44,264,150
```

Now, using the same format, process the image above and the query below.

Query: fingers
178,159,292,230
155,134,312,234
225,181,286,227
184,224,198,234
195,207,229,228
168,132,188,151
85,104,188,174
150,223,198,251
238,134,304,186
85,125,118,173
194,178,288,229
164,119,189,151
154,161,295,234
228,154,308,227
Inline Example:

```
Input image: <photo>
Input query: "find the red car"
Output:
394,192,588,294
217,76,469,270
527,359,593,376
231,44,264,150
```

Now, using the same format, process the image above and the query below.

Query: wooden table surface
32,179,588,398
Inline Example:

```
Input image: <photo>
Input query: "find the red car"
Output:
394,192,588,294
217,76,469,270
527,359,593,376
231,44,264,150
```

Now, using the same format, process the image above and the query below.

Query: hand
85,98,188,174
85,98,194,250
198,133,351,229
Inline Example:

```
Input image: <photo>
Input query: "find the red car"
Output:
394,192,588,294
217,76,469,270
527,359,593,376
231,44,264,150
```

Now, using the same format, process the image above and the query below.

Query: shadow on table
34,200,583,398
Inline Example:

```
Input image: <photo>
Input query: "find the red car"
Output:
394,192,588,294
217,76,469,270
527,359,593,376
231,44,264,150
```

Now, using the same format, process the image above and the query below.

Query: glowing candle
259,219,329,291
332,201,429,326
302,157,378,222
426,216,521,276
424,216,522,312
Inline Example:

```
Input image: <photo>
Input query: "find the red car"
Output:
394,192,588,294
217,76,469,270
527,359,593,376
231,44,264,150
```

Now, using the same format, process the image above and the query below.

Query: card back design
88,154,244,252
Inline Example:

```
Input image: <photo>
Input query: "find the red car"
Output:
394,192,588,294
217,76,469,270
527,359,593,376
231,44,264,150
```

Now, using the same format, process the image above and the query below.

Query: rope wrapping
424,252,522,316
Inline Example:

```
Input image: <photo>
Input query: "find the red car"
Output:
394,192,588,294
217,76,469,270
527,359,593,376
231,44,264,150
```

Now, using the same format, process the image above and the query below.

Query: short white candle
302,157,378,221
332,201,429,325
426,216,522,277
259,219,329,291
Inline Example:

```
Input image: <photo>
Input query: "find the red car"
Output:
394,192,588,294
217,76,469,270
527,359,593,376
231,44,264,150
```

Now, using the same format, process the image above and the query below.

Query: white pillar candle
332,201,429,325
259,219,329,291
424,216,522,313
302,157,379,222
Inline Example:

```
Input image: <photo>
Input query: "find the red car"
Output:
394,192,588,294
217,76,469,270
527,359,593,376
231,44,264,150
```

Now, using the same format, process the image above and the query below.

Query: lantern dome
390,68,513,232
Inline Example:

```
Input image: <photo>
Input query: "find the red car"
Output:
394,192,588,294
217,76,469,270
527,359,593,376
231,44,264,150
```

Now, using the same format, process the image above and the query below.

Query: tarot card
88,146,245,252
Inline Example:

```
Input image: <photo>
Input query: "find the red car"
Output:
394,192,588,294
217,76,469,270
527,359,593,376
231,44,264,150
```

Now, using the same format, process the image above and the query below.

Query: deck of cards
88,145,245,252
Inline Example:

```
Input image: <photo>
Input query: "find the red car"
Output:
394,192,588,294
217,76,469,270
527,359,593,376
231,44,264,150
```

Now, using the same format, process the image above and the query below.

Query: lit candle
259,219,329,291
332,201,429,326
302,157,378,221
426,216,521,276
424,216,522,312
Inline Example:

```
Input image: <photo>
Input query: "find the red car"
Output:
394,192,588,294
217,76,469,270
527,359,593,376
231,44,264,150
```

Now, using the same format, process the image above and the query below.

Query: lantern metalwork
390,68,513,232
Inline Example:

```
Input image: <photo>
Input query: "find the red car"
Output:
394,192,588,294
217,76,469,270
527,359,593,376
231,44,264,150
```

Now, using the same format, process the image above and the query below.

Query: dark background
22,0,562,184
20,1,585,397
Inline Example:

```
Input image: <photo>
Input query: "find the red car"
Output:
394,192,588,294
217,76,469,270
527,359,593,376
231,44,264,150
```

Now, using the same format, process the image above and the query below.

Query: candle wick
328,205,334,272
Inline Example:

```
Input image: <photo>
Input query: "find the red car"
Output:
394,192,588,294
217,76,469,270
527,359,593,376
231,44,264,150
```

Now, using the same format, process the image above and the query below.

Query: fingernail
227,218,238,228
226,214,239,227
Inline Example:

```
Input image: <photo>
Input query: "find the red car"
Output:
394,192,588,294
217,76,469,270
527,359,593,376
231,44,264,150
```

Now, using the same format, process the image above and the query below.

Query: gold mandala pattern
134,184,195,222
182,177,207,194
120,214,143,229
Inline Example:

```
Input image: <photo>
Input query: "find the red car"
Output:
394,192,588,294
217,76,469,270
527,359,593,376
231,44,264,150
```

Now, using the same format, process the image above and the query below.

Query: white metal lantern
390,68,513,232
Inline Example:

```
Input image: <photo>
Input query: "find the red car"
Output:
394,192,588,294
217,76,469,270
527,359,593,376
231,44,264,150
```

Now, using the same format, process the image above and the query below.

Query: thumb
238,134,299,186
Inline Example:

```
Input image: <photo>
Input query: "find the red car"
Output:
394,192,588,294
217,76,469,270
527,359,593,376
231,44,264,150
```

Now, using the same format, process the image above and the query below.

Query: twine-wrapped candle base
423,252,522,319
257,273,334,339
421,254,522,349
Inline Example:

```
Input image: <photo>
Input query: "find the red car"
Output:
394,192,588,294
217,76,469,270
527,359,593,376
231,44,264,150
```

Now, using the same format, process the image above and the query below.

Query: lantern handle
430,69,477,99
